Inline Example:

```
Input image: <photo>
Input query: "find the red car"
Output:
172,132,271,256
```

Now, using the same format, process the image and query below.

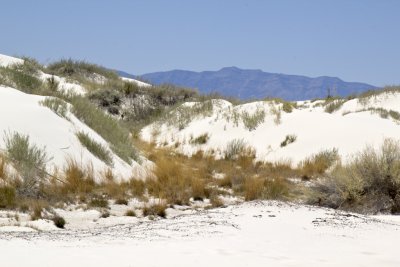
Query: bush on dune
313,139,400,214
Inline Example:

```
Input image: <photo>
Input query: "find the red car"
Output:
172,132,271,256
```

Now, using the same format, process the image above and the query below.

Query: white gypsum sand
0,201,399,267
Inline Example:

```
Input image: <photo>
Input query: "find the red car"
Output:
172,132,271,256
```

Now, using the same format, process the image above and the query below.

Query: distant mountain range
118,67,376,101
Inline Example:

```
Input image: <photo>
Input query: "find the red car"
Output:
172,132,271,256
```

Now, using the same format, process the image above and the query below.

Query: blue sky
0,0,399,86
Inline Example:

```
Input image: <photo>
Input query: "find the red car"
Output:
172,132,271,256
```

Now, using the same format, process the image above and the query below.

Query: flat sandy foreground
1,201,399,267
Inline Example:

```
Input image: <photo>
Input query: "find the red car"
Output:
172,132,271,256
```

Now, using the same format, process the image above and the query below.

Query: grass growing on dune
70,96,139,164
76,131,113,166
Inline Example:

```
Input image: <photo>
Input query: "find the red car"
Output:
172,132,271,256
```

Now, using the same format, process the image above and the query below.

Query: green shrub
314,139,400,213
224,139,254,160
39,97,68,118
299,148,339,179
263,178,289,199
89,88,122,107
89,196,109,208
324,99,346,113
166,101,213,130
122,82,140,96
0,66,43,94
12,57,43,76
142,203,167,218
241,107,265,131
190,133,209,145
62,158,95,194
270,105,282,125
52,215,66,229
76,131,113,166
368,108,400,122
282,102,294,113
0,186,16,208
4,131,49,197
115,198,128,205
244,177,264,201
125,209,136,217
46,75,59,92
46,59,119,81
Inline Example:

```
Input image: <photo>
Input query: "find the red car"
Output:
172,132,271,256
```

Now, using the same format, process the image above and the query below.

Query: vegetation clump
142,203,167,218
190,133,209,145
241,107,265,131
52,215,66,229
70,96,139,164
46,59,119,81
280,134,297,147
4,131,49,197
76,131,113,166
39,97,68,118
314,139,400,214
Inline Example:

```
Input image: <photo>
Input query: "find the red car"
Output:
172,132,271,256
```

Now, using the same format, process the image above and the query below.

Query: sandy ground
1,201,399,267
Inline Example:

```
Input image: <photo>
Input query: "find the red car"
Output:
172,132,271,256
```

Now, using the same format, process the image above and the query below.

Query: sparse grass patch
280,134,297,147
166,101,213,130
61,158,95,195
125,209,136,217
115,198,128,205
70,96,139,164
270,105,282,125
148,157,191,205
191,178,206,201
244,177,264,201
46,59,119,81
241,107,265,131
0,66,43,94
0,186,16,208
12,57,43,76
4,131,49,197
76,131,113,166
89,196,109,208
263,178,290,199
39,97,68,118
210,195,224,208
46,75,59,92
282,101,295,113
30,200,48,221
224,139,254,160
299,149,339,179
128,179,146,198
143,203,167,218
190,133,209,145
324,99,346,113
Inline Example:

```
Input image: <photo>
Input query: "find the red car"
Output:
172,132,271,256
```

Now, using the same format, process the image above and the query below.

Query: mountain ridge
125,67,376,100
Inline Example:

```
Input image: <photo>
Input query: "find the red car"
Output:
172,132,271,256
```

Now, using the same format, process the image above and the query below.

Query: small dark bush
89,89,122,108
89,197,109,208
190,133,209,145
142,204,167,218
0,186,16,208
115,198,128,205
125,210,136,217
280,134,297,147
53,215,66,229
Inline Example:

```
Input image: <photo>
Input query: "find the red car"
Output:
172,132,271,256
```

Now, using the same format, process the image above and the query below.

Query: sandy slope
0,201,399,267
142,96,400,165
0,54,24,67
0,86,145,180
121,76,152,87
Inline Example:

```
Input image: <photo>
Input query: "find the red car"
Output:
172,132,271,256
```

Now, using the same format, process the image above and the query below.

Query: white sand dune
142,95,400,165
0,86,145,180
